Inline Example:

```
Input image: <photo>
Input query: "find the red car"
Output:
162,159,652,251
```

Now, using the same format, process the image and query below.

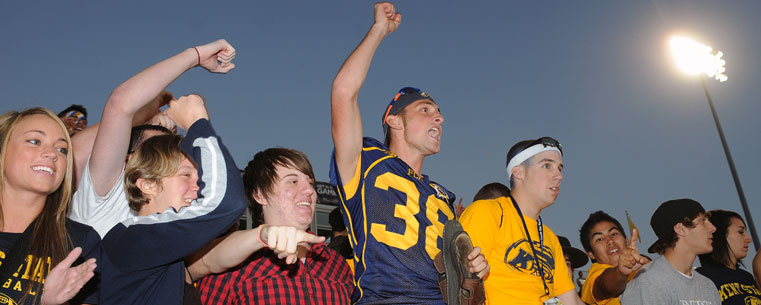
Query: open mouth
428,127,440,138
609,248,619,255
295,201,312,208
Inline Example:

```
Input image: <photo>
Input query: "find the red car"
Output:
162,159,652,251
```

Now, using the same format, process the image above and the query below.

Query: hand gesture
454,198,465,219
260,225,326,264
148,111,177,134
41,247,97,305
195,39,236,73
617,228,647,275
467,247,490,279
165,94,209,131
373,2,401,37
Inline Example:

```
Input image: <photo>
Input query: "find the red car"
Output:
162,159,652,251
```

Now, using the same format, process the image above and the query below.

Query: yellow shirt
459,197,575,304
581,262,638,305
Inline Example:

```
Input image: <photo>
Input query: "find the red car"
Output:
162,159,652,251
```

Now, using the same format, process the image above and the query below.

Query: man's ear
674,223,686,237
386,114,403,131
586,250,596,261
512,166,525,181
252,190,269,206
137,178,157,196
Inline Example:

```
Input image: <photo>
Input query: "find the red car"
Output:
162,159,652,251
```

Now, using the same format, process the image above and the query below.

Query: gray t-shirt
620,255,721,305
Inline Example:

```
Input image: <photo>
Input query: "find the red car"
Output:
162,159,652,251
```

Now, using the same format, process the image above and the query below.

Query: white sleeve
69,158,136,238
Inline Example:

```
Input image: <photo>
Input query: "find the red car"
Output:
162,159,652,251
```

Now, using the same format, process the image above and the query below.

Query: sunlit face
726,217,752,263
143,157,199,215
516,151,563,208
396,99,443,156
3,114,68,197
682,213,717,255
258,165,317,230
586,221,627,266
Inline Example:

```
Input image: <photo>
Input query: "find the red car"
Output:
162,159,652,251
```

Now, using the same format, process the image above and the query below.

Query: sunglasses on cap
528,137,563,156
383,87,423,125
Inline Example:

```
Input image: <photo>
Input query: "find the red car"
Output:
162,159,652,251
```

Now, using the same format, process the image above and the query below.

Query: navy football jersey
330,137,456,304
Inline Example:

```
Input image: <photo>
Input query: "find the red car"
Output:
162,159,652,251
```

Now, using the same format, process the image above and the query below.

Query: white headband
506,144,562,182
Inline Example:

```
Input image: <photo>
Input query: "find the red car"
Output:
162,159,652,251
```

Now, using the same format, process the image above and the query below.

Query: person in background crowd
460,137,585,304
579,211,648,305
697,210,761,304
0,108,98,305
196,148,353,305
620,198,720,305
328,207,353,260
472,182,510,202
329,2,488,304
558,235,588,285
57,104,88,136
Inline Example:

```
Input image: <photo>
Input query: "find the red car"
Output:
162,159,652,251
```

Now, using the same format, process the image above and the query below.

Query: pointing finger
629,228,639,249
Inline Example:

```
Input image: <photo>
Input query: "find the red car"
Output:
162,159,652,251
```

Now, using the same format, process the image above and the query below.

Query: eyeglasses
383,87,423,125
530,137,563,155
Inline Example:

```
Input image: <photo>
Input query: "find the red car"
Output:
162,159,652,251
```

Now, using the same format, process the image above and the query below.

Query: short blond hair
124,134,186,212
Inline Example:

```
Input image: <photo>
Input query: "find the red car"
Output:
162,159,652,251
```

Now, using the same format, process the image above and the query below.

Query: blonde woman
0,108,98,304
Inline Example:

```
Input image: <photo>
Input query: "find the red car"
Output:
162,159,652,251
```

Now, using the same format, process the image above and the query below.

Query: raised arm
88,40,235,196
71,91,173,188
103,98,246,271
593,229,646,300
331,2,401,182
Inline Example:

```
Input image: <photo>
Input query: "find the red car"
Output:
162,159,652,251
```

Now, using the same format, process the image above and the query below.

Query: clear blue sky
3,0,761,269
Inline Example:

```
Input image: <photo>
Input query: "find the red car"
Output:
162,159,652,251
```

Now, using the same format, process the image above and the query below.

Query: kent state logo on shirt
0,293,17,305
503,238,555,283
429,183,449,201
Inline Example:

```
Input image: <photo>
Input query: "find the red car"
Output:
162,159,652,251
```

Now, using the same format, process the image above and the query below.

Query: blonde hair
124,134,186,212
0,107,74,300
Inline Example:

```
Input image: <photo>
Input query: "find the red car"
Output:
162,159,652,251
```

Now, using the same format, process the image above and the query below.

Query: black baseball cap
647,198,706,253
382,87,436,146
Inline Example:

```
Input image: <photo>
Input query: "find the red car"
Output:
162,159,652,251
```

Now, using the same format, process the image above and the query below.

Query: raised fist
165,94,209,131
374,2,401,36
195,39,236,73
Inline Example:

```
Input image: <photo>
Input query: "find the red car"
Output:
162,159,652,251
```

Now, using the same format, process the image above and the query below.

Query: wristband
193,47,200,66
257,225,269,248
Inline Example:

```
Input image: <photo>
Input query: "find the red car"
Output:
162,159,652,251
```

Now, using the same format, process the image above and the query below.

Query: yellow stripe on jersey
343,154,363,200
355,154,394,303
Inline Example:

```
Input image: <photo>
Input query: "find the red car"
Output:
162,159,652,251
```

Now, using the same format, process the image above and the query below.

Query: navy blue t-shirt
330,137,456,304
0,219,101,305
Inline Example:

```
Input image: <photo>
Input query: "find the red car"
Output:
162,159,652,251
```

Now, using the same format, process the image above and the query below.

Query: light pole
669,36,759,251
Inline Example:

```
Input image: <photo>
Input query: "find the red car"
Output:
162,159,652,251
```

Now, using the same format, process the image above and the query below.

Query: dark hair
473,182,511,202
506,139,535,188
243,148,315,227
649,213,703,254
383,107,408,147
699,210,745,268
128,124,172,154
579,211,627,257
57,104,88,118
329,207,346,233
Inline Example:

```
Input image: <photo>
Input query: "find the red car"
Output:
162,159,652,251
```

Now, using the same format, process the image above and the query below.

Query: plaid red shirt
197,242,353,305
